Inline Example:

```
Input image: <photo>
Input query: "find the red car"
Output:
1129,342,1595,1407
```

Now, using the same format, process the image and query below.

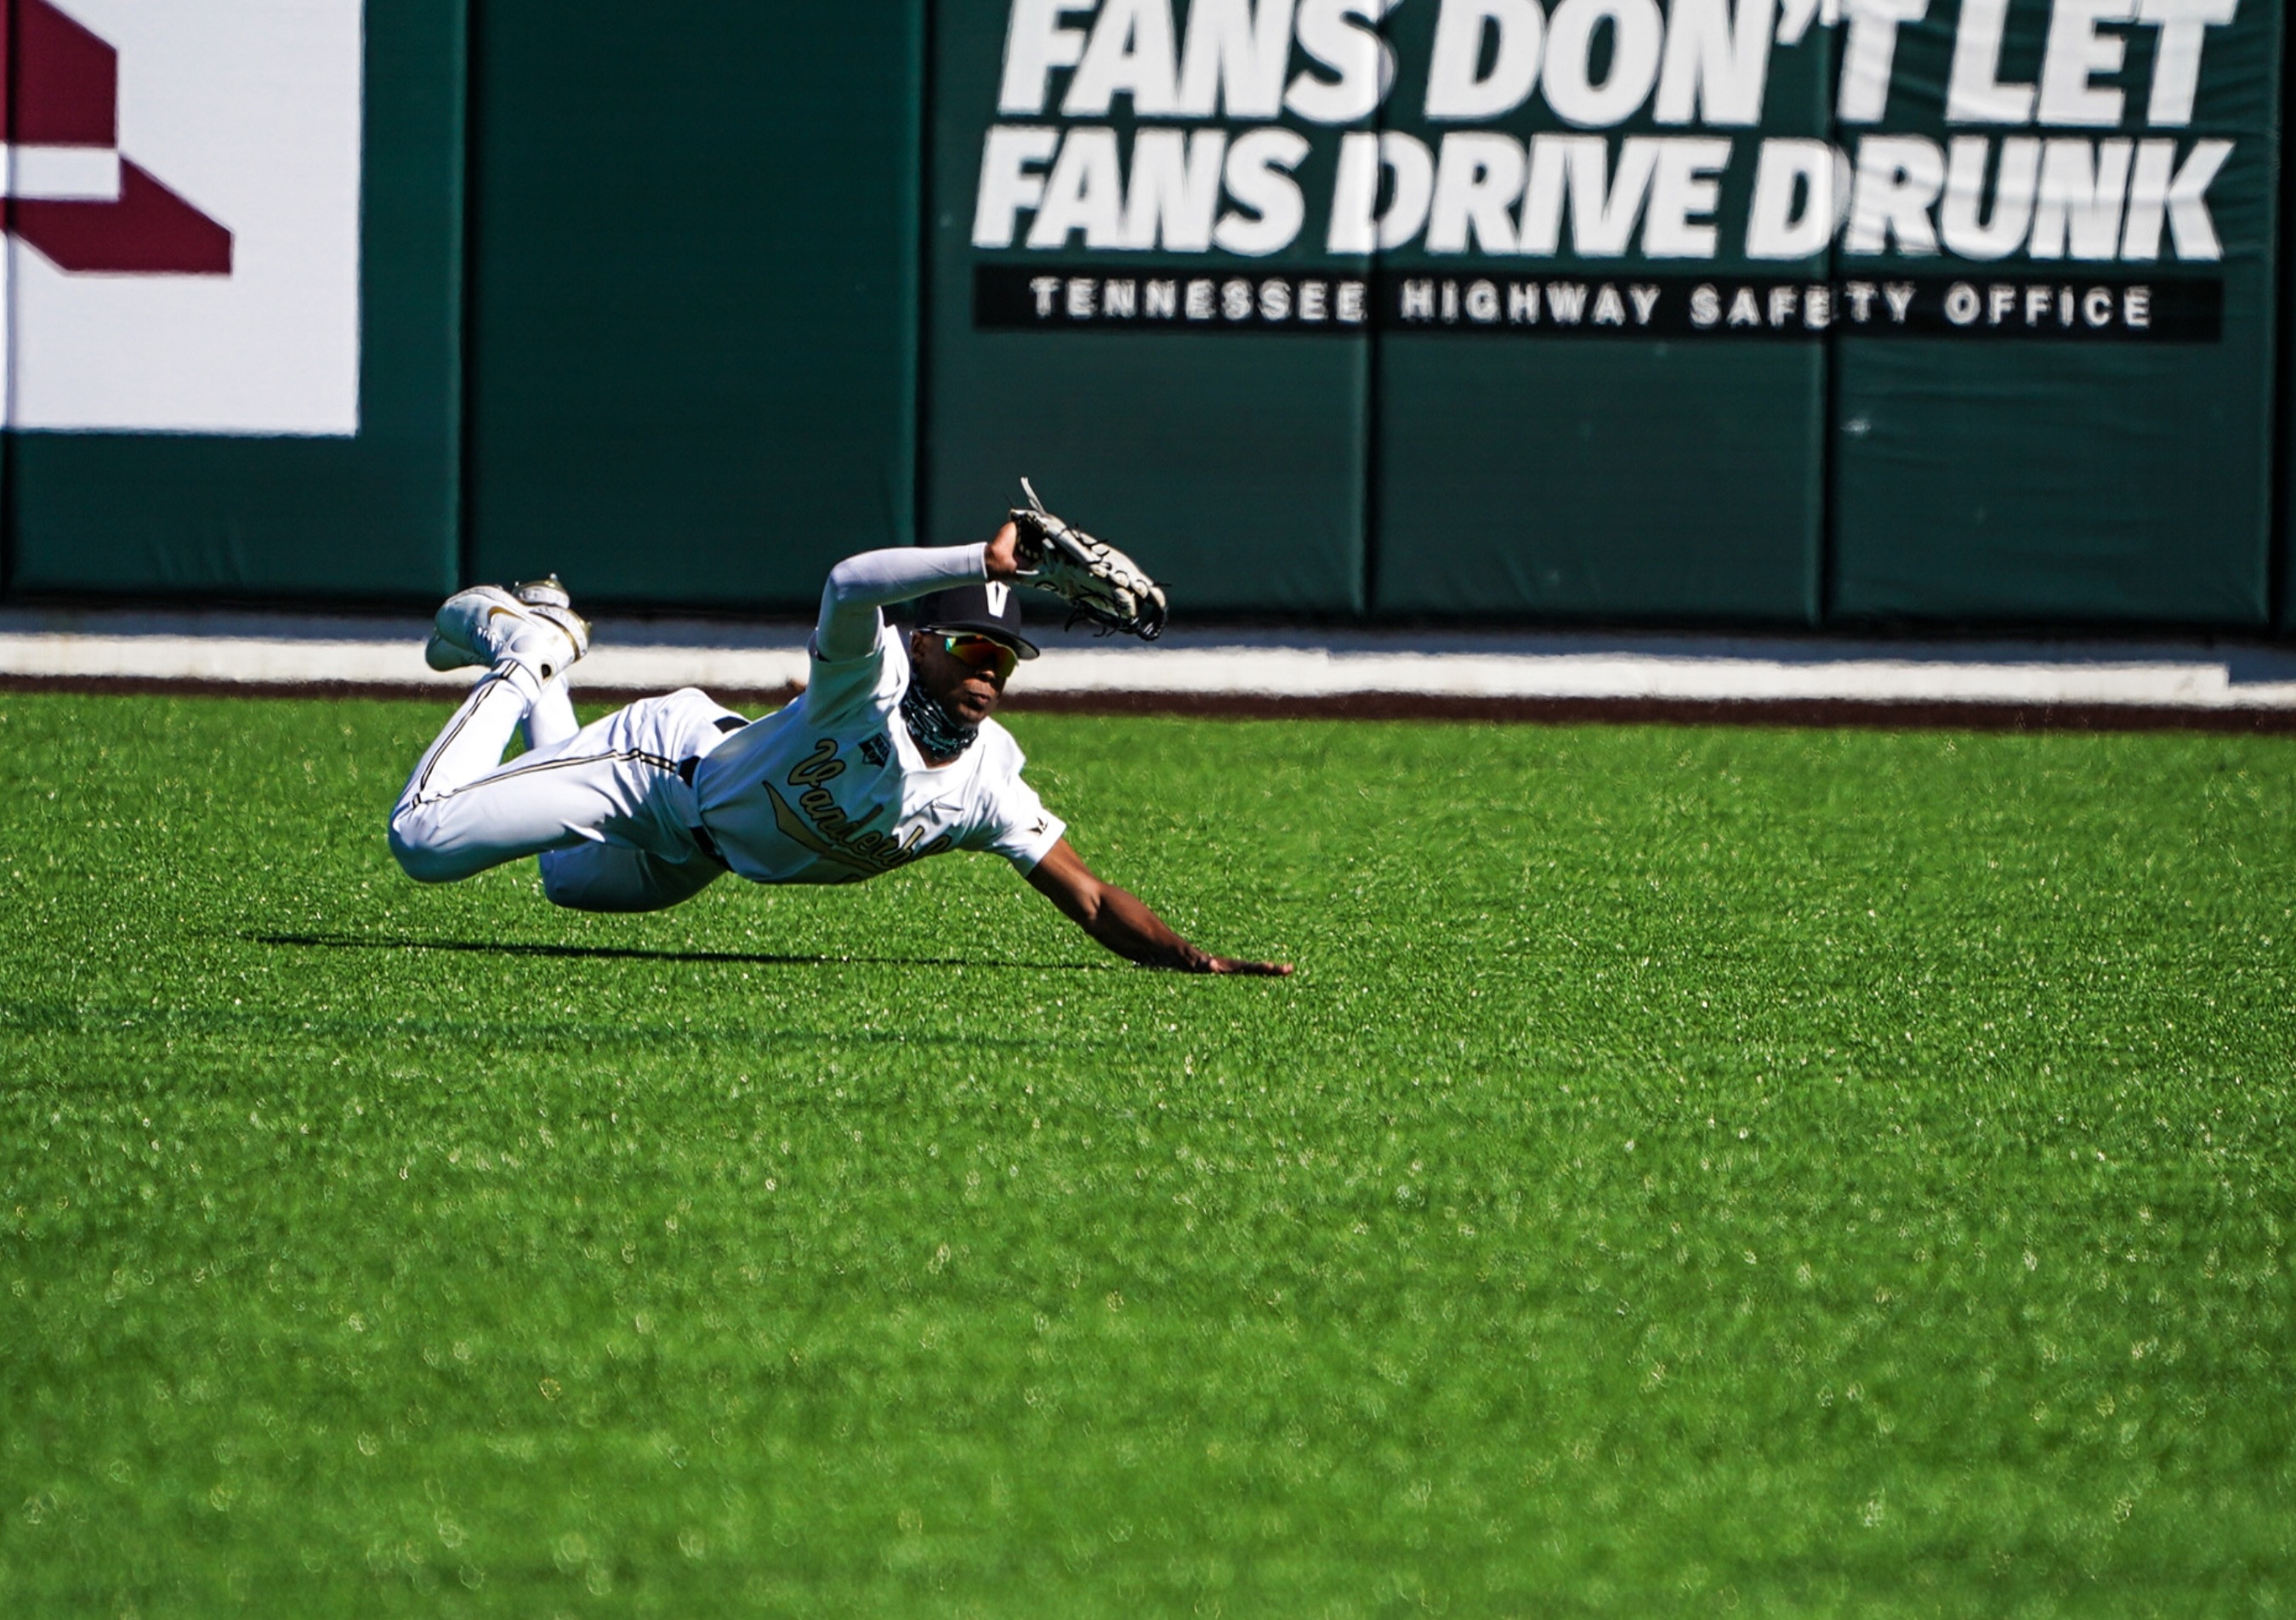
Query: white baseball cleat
509,574,578,614
424,576,592,681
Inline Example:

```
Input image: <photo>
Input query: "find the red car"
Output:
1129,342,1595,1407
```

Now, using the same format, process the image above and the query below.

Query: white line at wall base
3,617,2296,712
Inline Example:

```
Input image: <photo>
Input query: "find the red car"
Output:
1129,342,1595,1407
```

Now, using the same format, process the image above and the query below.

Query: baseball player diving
386,486,1291,976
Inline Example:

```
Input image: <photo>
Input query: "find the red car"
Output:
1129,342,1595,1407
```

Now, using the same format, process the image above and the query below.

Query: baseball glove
1009,479,1168,641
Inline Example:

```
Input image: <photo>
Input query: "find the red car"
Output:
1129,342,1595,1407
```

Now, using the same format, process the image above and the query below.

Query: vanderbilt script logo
762,738,954,879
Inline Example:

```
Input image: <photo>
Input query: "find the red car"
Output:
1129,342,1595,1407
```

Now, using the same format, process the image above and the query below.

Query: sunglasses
937,634,1019,681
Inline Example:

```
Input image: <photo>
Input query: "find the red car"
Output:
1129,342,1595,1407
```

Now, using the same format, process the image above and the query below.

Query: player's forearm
1077,884,1218,972
815,544,989,661
1027,844,1288,976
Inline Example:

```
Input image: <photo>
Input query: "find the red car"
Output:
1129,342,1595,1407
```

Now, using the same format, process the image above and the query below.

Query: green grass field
2,691,2292,1616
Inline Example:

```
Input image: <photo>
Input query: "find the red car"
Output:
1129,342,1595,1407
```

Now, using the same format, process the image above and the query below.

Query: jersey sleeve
812,543,990,661
961,735,1066,873
804,620,905,728
978,778,1066,873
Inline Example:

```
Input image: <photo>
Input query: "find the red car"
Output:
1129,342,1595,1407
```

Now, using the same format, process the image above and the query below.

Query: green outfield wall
0,0,2287,629
1367,0,1835,621
1827,0,2282,622
5,0,464,601
463,1,924,608
929,0,1371,614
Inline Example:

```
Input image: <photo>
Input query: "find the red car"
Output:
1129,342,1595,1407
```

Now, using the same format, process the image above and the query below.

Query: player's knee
538,857,590,909
539,866,652,912
540,849,711,913
537,851,632,911
387,811,457,884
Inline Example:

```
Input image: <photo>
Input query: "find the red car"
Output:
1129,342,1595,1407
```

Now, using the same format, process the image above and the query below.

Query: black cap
912,581,1039,659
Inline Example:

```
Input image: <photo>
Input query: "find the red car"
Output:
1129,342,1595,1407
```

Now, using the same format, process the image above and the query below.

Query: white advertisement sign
3,0,363,435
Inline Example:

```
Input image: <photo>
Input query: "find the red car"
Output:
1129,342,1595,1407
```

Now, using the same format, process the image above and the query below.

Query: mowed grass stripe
0,692,2290,1617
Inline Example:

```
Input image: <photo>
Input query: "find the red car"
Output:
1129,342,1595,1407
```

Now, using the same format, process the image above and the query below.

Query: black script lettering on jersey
787,738,847,788
764,736,957,878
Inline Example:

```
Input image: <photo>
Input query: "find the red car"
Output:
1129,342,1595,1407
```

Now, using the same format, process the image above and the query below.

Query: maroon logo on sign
3,0,231,274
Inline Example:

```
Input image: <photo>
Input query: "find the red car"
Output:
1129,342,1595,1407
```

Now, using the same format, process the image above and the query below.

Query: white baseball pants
388,666,743,912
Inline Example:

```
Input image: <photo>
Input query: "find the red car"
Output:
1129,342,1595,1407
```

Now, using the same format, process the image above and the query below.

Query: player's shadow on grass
251,932,1106,974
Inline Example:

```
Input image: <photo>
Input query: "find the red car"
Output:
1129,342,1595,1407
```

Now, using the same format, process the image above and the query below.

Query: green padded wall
4,0,2291,633
9,0,464,600
1371,0,1832,622
465,2,924,609
926,0,1370,616
1830,0,2281,624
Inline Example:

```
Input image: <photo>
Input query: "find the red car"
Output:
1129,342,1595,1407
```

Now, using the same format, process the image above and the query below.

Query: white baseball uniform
387,544,1066,912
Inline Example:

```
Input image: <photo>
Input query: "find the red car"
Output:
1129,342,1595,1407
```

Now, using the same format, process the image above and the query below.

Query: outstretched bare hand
1201,956,1293,976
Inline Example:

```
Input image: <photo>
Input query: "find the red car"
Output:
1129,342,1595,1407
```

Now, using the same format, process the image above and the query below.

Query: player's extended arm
1025,838,1292,975
814,527,1024,660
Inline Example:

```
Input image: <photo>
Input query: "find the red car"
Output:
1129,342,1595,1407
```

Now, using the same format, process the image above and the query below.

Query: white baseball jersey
690,623,1066,885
